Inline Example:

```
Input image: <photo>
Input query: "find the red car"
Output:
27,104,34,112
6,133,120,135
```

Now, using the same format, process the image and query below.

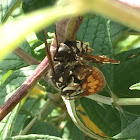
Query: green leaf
35,25,55,43
110,21,128,42
77,16,113,55
0,65,37,106
0,104,20,140
27,120,61,137
119,110,139,130
11,134,63,140
29,25,55,60
1,0,22,22
0,41,31,70
136,134,140,140
113,117,140,139
22,0,56,43
114,47,140,98
69,121,85,140
113,43,140,115
46,82,58,94
80,98,121,137
13,97,46,135
22,0,57,13
117,35,140,53
0,70,9,85
130,82,140,90
0,65,37,139
0,70,13,84
62,119,85,140
22,97,46,116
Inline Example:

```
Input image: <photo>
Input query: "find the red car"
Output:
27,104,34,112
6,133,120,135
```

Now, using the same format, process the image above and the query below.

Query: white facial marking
63,86,75,92
56,82,60,88
59,77,63,82
76,41,82,52
69,71,73,75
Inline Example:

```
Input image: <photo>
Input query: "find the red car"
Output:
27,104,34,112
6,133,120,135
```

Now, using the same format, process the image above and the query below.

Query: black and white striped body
49,40,119,99
51,41,92,98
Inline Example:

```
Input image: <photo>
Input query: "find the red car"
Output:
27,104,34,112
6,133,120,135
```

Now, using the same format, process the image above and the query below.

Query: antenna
43,29,56,77
54,24,59,55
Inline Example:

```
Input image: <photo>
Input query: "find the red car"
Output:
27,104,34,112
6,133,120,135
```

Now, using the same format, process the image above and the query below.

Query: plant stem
86,94,140,106
0,56,49,121
13,47,39,65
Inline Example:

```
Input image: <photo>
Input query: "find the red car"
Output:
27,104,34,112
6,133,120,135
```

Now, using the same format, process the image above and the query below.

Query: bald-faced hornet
49,40,119,100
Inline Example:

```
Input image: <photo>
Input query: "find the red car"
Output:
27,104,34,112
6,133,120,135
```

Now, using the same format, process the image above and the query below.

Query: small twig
52,112,67,122
13,47,39,65
12,134,60,140
86,94,113,105
22,116,38,135
86,94,140,106
116,98,140,105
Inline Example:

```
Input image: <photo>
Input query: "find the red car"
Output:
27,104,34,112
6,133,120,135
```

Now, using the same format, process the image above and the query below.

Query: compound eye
56,43,71,57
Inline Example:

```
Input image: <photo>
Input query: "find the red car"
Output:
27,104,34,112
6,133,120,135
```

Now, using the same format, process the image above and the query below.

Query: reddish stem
0,56,49,121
